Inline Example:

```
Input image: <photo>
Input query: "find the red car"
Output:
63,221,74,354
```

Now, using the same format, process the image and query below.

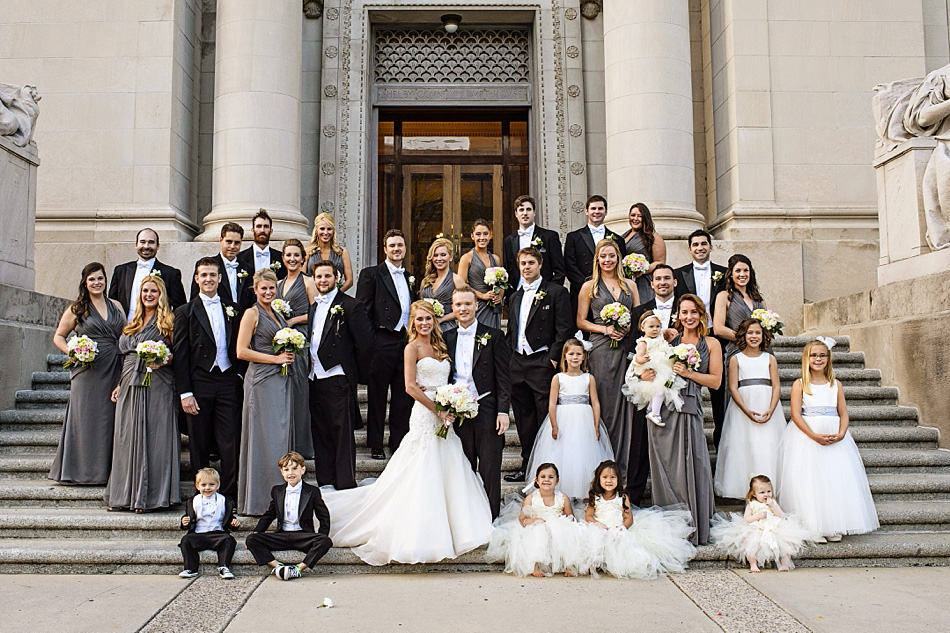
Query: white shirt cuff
180,392,194,400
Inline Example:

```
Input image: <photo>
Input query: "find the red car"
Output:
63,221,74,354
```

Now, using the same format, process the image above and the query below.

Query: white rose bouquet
271,299,293,319
272,327,307,376
432,383,479,439
423,298,445,318
622,253,649,278
599,302,631,348
135,340,170,386
751,308,784,336
483,266,510,293
64,335,98,369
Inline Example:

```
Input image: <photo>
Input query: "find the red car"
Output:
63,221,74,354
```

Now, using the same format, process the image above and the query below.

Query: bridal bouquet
668,343,701,386
622,253,649,278
423,297,445,317
63,335,98,369
483,267,510,294
271,299,293,319
136,340,170,386
432,383,479,439
600,302,631,348
272,327,307,376
751,308,784,336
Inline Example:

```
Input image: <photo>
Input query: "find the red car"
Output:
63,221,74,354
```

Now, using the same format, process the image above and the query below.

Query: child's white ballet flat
178,570,198,578
814,536,828,544
646,412,665,427
826,534,842,542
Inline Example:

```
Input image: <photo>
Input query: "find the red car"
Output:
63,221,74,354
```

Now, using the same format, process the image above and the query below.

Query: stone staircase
1,336,949,573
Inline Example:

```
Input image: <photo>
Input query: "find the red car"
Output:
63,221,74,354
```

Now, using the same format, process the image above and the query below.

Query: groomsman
505,247,573,482
191,223,252,308
307,260,372,489
674,229,729,447
564,195,626,317
109,228,187,320
444,286,510,518
502,194,566,290
237,209,285,308
173,257,243,499
631,264,678,332
356,229,416,459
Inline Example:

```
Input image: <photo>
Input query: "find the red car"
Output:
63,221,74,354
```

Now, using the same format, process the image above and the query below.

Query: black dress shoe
504,470,526,482
371,448,386,460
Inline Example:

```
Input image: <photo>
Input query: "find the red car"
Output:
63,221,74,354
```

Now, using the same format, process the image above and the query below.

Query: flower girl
524,338,614,499
711,475,813,572
777,337,879,542
713,319,786,499
584,460,695,579
487,463,589,577
622,311,685,427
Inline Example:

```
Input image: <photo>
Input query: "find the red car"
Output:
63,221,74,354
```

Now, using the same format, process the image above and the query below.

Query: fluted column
602,0,704,236
198,0,309,241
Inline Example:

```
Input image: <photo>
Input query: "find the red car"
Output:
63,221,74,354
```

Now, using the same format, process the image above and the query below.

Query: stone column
602,0,704,236
198,0,309,241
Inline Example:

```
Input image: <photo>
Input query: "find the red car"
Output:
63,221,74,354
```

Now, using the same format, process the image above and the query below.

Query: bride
321,300,494,565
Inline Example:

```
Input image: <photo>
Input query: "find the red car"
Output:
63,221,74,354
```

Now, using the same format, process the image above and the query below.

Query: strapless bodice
415,357,450,392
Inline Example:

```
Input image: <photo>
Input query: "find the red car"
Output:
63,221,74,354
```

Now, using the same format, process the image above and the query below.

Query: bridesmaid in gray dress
713,254,767,360
646,294,722,545
49,263,126,484
237,269,295,515
621,203,667,304
458,219,503,329
278,239,317,458
576,238,640,482
306,212,353,292
104,275,180,512
419,237,464,333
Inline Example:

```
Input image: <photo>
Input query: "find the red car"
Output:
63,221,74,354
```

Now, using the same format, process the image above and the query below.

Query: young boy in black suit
178,468,240,580
244,452,332,580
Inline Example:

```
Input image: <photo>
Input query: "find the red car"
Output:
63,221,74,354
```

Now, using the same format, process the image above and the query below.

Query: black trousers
245,531,332,569
366,329,412,452
310,375,358,489
186,368,242,498
178,530,237,570
509,350,555,472
455,399,505,519
710,383,726,449
625,408,651,507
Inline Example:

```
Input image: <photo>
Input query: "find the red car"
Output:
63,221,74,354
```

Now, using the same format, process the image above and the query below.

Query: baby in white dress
623,311,685,426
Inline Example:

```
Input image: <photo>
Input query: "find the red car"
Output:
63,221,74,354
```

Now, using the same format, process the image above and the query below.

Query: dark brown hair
586,194,607,209
278,451,306,469
735,317,772,351
471,218,492,233
383,228,405,243
534,462,559,488
514,194,536,210
517,246,543,266
70,262,107,320
220,222,244,239
585,460,629,511
723,254,763,303
674,293,709,338
746,474,773,504
311,259,339,277
628,202,656,253
193,256,220,275
252,208,272,227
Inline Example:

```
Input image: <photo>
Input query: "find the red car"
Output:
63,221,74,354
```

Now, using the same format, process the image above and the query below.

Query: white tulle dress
588,495,696,579
321,357,494,565
486,491,591,576
622,336,686,412
525,372,614,499
777,381,880,536
714,352,787,499
710,500,814,569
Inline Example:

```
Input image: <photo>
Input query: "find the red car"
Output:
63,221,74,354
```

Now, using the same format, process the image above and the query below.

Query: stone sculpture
303,0,323,19
875,66,950,250
0,83,40,148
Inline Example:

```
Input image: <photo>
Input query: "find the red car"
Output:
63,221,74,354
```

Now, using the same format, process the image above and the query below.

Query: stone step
861,448,950,474
0,430,60,454
776,367,880,386
873,501,950,532
772,350,864,368
867,473,950,501
770,336,850,351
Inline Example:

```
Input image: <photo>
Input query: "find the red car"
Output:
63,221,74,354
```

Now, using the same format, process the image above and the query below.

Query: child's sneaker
218,566,235,580
179,569,199,579
278,565,301,581
646,411,665,427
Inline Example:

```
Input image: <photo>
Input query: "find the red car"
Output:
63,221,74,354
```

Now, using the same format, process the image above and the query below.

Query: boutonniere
476,333,491,349
237,270,248,280
330,305,344,317
533,289,547,305
408,275,416,286
224,306,236,319
531,236,543,247
712,271,723,283
149,269,162,277
269,261,283,272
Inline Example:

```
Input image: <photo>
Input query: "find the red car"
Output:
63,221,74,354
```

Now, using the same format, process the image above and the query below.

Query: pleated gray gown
587,280,637,482
237,305,294,515
103,317,180,511
623,230,654,303
467,249,501,329
278,273,314,458
420,273,458,333
648,334,716,545
49,300,125,484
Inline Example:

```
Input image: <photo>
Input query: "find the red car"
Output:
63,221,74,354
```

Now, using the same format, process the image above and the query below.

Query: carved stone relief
566,46,579,58
580,0,602,20
568,84,580,98
0,83,40,148
324,85,338,98
569,124,582,137
325,45,339,58
303,0,324,19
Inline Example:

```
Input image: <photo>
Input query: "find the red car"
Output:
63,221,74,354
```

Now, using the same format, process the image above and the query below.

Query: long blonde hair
421,237,455,290
801,340,835,395
588,238,632,300
308,213,342,257
123,275,174,338
407,300,450,361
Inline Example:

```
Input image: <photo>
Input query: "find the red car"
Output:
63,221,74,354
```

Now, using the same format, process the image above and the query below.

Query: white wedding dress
322,357,494,565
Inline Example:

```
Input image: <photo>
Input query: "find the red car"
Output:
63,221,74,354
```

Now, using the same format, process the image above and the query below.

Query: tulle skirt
710,512,814,569
777,415,879,536
622,360,686,412
588,507,696,579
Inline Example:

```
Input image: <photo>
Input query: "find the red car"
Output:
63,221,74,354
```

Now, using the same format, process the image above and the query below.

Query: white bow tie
391,267,405,275
523,280,541,293
656,301,673,310
315,295,331,305
590,226,604,233
693,263,710,271
201,295,221,306
458,328,476,337
518,229,532,237
137,261,153,270
256,250,268,258
224,261,238,270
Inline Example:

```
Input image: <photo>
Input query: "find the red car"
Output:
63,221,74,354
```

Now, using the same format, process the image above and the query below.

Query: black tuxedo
506,281,573,472
173,295,244,498
444,323,510,518
245,482,332,569
178,494,238,570
109,259,187,316
564,226,626,316
237,245,286,308
502,225,566,289
355,262,417,452
673,261,728,447
190,253,253,308
307,292,373,489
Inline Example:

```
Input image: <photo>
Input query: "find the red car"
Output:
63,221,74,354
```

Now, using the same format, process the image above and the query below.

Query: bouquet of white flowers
750,308,784,336
423,297,445,318
64,335,98,369
272,327,307,376
483,267,510,293
432,383,479,439
271,299,293,319
599,302,631,348
667,343,701,387
135,340,170,386
622,253,649,277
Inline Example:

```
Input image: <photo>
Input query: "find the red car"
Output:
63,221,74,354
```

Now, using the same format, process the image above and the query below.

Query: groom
444,286,510,518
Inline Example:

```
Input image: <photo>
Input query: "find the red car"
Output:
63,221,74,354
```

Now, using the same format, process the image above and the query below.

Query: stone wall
0,136,38,291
